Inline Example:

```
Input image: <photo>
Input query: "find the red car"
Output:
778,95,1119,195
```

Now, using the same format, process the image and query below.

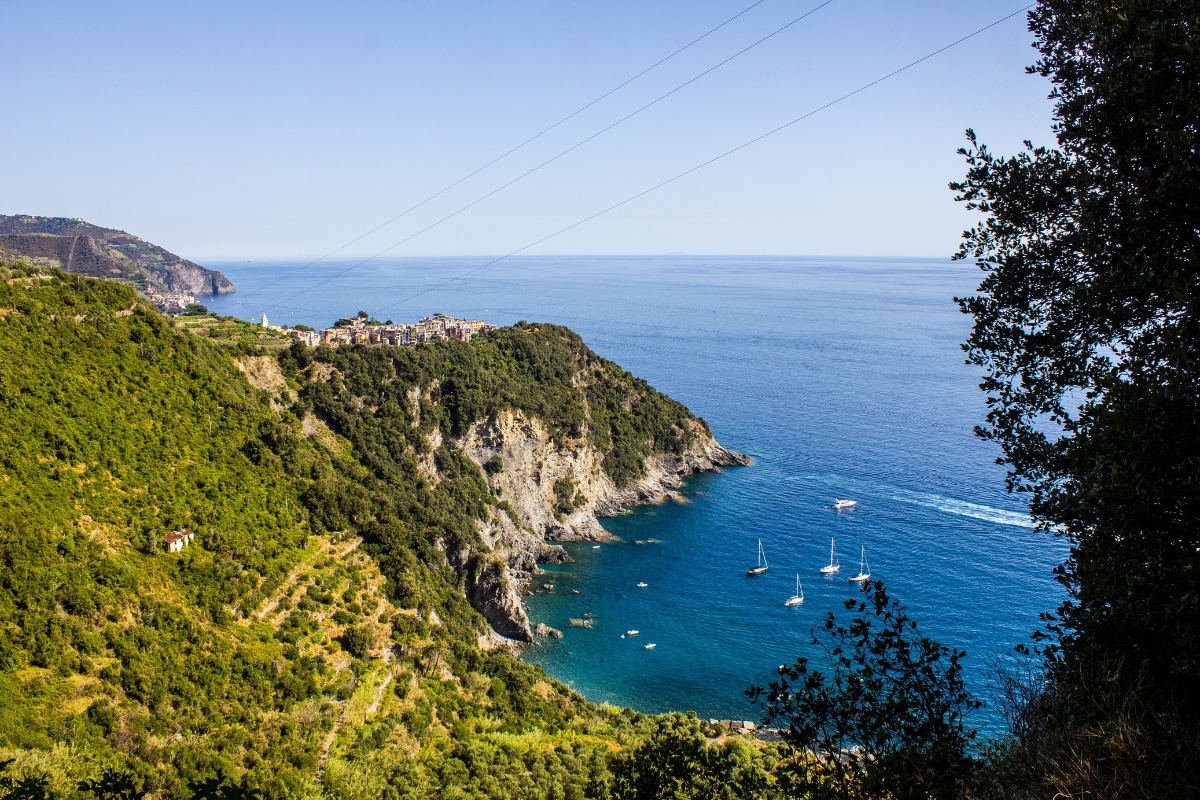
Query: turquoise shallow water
205,255,1066,733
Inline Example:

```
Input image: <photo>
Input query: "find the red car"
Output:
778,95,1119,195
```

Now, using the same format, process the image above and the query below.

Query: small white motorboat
849,547,871,583
637,582,648,588
785,574,805,606
833,498,857,510
820,538,840,574
592,545,600,549
644,643,656,650
746,539,769,575
627,630,639,636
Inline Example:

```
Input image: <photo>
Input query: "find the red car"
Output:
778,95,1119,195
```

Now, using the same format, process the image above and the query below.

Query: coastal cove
205,255,1068,732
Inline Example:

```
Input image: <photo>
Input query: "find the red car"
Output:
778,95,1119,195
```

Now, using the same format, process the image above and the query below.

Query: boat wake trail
889,489,1033,528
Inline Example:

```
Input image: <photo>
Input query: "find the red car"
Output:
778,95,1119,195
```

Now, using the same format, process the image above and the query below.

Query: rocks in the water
533,623,563,639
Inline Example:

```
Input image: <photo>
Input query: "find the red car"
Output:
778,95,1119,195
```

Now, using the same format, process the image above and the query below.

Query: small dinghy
572,589,581,595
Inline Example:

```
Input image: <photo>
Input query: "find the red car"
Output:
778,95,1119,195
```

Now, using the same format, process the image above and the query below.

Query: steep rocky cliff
457,410,748,642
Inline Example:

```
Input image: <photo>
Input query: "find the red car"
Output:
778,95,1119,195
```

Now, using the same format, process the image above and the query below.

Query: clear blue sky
1,1,1053,259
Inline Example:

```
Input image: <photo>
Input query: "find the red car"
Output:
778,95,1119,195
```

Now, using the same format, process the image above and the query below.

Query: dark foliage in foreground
749,582,982,800
951,1,1200,796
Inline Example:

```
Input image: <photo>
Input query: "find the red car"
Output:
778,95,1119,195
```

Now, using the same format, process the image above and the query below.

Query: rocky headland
0,214,234,295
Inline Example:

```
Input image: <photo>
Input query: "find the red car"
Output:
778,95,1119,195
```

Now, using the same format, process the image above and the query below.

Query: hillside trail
314,702,346,785
315,648,395,785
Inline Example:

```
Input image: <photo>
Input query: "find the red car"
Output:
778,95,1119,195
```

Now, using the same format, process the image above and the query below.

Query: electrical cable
237,0,773,304
366,4,1033,319
263,0,838,313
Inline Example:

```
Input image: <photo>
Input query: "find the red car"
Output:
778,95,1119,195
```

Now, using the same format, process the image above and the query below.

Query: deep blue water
204,255,1065,733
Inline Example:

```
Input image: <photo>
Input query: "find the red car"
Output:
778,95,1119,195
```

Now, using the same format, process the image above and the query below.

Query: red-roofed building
163,529,194,553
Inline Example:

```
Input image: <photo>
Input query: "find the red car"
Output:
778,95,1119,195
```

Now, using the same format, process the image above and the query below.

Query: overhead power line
238,0,772,304
367,4,1034,319
263,0,837,313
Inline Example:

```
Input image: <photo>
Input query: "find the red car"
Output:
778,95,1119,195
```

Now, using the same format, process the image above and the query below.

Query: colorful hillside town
144,288,198,315
274,312,497,348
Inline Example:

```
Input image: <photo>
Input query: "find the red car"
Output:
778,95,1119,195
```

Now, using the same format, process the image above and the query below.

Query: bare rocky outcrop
234,356,294,409
456,410,748,641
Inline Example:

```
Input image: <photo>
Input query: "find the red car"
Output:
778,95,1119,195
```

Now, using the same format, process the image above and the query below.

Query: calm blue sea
204,255,1065,734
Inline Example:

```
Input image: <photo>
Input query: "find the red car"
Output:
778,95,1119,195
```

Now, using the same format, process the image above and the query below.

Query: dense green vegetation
0,264,787,800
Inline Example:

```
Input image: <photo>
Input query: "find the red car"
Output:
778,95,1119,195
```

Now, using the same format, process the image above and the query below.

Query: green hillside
0,265,779,800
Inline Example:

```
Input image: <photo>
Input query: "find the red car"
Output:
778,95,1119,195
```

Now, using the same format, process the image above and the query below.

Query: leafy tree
340,625,372,660
748,582,981,800
952,3,1200,792
0,761,50,800
78,768,143,800
182,303,208,316
951,0,1199,724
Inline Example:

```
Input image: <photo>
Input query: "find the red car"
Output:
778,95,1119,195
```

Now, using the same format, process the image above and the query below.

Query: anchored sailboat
746,539,768,575
819,538,840,574
849,546,871,583
785,574,804,606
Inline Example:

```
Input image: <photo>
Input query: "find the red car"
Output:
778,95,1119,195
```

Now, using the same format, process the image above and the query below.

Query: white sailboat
819,538,840,574
849,546,871,583
785,574,804,606
833,498,857,510
746,539,768,575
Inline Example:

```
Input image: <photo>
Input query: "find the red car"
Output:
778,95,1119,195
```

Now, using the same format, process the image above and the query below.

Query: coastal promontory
0,214,234,296
0,264,749,798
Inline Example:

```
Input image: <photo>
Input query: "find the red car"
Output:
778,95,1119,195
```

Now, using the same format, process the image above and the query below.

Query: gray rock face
456,410,749,641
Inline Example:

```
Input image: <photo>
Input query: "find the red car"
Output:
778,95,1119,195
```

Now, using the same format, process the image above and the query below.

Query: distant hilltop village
264,311,497,347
